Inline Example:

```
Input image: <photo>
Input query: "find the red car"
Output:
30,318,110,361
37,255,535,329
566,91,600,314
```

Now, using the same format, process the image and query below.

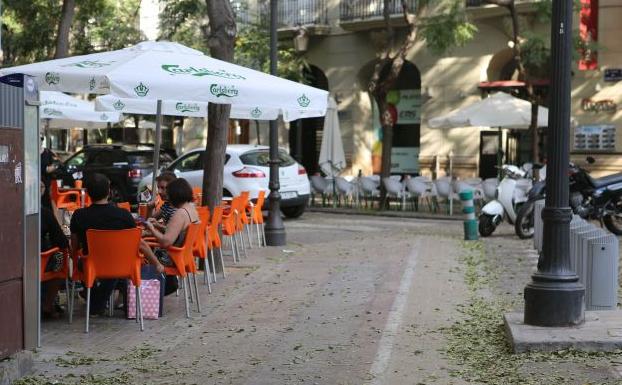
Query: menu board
574,124,616,151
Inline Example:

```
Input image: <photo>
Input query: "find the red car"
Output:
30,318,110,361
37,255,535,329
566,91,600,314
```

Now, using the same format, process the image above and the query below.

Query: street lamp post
265,0,286,246
523,0,584,326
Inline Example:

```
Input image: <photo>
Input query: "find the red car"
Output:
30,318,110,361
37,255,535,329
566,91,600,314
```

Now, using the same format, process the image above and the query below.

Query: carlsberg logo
176,102,200,113
210,84,238,98
45,72,60,85
162,65,246,80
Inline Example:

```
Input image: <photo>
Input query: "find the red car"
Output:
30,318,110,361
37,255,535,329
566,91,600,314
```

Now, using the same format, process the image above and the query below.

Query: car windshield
240,150,295,167
65,151,86,167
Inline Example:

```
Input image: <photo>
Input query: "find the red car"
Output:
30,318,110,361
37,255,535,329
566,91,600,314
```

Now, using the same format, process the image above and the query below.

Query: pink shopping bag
127,279,161,320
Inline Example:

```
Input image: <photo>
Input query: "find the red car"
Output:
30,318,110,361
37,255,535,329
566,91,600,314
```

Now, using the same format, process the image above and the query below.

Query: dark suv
60,144,174,203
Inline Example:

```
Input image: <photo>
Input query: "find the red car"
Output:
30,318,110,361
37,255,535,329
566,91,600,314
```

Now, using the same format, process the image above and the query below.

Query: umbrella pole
151,100,163,198
44,119,51,150
497,127,502,179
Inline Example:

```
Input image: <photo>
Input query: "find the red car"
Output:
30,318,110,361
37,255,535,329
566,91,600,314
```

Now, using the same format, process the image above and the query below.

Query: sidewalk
307,205,462,221
14,213,622,385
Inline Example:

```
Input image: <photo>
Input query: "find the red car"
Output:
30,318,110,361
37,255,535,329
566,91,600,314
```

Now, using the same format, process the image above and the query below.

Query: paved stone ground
17,213,622,385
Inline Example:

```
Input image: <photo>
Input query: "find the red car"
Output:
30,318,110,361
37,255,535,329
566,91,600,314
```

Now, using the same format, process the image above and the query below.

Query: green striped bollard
459,190,478,241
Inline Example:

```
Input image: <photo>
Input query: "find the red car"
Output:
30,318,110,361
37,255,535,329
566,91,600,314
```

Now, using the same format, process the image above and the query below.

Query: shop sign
604,69,622,82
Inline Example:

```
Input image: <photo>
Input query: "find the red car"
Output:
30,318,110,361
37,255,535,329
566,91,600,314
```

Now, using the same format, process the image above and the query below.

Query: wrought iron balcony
466,0,484,6
277,0,329,28
340,0,417,22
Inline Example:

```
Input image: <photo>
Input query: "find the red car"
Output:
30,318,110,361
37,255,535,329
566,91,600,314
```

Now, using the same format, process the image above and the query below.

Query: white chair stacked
310,175,332,206
382,177,410,210
360,176,380,208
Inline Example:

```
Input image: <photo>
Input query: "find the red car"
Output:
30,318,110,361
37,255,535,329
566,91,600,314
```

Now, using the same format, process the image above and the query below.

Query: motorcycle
514,157,622,237
478,164,532,237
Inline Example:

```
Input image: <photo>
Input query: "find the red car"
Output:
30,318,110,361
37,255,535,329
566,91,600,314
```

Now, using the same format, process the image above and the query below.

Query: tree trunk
368,0,419,209
55,0,76,59
203,0,236,212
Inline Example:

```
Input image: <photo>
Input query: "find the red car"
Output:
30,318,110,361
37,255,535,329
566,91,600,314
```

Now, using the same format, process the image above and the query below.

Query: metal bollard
459,190,478,241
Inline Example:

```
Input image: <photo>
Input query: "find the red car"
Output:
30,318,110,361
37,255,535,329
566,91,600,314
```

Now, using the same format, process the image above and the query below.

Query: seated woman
143,178,199,293
40,181,69,319
147,171,177,231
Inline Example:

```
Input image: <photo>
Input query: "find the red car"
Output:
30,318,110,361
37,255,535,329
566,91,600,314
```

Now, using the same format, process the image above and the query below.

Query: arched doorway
289,65,329,175
358,60,422,175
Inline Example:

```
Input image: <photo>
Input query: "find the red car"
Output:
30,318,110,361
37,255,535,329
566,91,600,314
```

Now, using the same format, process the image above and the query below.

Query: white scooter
478,164,532,237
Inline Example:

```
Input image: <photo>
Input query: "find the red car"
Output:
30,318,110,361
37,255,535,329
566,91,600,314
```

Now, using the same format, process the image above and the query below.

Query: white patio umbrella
95,94,283,120
40,91,122,129
1,41,329,193
318,97,346,206
319,97,346,176
428,92,548,129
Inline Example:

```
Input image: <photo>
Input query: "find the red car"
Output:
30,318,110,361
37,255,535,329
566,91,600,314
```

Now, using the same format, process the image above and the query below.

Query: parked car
58,144,174,203
138,145,310,218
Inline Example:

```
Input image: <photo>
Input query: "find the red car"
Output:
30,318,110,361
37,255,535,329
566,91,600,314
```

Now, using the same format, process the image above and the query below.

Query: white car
138,145,310,218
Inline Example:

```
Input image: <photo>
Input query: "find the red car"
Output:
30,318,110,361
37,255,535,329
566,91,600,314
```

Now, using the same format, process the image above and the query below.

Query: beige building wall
570,0,622,176
295,0,621,178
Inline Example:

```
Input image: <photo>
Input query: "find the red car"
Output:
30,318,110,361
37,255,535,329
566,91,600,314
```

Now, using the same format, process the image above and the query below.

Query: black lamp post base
265,226,286,246
524,278,585,327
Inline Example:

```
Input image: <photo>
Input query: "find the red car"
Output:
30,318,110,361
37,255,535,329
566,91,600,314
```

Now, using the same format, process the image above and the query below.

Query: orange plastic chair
221,196,244,263
237,191,253,249
249,190,266,247
192,187,203,206
82,228,143,333
163,222,201,318
207,206,226,280
41,247,71,321
192,206,212,291
50,180,81,212
117,202,131,212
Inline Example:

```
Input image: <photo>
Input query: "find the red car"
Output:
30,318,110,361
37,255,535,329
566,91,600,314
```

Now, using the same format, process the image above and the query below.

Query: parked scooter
479,164,532,237
514,157,622,238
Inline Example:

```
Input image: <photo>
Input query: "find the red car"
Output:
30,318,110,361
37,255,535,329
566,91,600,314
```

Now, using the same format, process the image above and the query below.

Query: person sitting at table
70,173,164,315
40,181,69,319
143,178,199,294
147,171,177,229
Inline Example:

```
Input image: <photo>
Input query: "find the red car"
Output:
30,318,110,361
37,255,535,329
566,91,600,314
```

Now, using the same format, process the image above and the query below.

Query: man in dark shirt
70,173,136,315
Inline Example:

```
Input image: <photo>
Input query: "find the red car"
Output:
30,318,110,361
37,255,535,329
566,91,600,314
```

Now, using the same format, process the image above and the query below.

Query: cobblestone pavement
18,213,622,385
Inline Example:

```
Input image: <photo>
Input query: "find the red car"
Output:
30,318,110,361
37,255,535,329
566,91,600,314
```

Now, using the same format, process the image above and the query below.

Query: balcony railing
277,0,328,28
466,0,484,6
340,0,417,22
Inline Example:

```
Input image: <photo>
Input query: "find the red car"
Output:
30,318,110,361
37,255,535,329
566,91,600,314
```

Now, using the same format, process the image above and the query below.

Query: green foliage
158,0,209,52
1,0,60,64
159,0,307,82
1,0,143,66
72,0,144,54
419,1,478,55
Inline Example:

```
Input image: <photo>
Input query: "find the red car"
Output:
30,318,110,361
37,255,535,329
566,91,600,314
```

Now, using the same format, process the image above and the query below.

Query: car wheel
281,204,306,219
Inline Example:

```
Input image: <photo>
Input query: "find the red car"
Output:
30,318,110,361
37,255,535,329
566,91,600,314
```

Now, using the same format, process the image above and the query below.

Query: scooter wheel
514,201,535,239
478,214,496,237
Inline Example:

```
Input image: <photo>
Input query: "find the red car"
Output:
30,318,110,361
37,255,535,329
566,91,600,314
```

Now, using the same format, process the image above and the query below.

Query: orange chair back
253,190,266,224
209,206,223,248
193,206,210,259
192,187,203,206
117,202,131,212
83,228,142,288
40,247,69,282
164,222,201,277
238,191,250,226
49,180,60,202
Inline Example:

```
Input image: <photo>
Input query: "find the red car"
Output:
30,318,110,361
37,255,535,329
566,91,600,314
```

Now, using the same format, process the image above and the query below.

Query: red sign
579,0,598,70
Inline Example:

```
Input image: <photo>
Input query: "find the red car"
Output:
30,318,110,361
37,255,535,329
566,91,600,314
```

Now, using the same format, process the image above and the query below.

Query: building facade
139,0,621,178
260,0,620,179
